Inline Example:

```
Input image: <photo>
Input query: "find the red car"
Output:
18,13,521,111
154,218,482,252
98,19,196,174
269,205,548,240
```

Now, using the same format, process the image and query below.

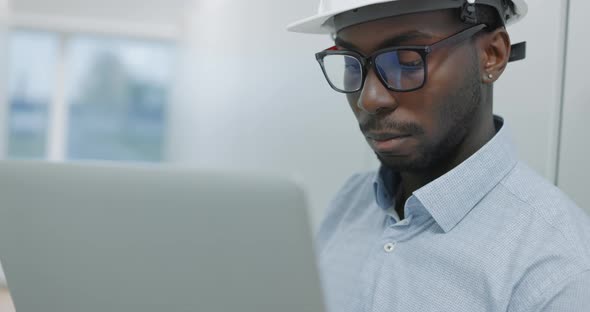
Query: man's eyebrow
335,31,435,51
334,37,358,50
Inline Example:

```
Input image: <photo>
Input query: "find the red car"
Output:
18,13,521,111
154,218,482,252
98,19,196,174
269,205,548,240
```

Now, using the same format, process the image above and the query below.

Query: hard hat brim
287,0,528,34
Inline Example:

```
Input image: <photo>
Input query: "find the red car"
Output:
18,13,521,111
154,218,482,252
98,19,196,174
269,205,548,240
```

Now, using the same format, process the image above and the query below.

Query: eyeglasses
315,24,487,93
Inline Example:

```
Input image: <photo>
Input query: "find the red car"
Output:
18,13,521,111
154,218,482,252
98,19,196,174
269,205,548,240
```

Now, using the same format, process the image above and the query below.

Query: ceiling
11,0,192,25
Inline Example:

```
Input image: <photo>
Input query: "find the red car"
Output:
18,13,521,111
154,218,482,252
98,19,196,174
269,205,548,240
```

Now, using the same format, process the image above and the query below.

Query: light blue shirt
317,115,590,312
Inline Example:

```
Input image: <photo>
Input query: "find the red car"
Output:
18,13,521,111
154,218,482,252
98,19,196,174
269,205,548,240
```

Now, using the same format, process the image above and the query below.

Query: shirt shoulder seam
498,180,589,265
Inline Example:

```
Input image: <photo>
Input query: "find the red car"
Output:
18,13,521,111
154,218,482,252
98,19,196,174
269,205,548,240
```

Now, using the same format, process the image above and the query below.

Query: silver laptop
0,160,325,312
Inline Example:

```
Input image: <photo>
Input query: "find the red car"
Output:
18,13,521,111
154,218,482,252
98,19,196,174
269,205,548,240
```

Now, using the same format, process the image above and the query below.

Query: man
288,0,590,311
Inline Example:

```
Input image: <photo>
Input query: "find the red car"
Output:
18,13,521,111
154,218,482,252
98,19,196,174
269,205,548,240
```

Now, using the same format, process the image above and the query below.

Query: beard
374,55,483,173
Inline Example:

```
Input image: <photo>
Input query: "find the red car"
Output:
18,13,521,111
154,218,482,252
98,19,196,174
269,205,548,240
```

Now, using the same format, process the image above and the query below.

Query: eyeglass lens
321,50,425,92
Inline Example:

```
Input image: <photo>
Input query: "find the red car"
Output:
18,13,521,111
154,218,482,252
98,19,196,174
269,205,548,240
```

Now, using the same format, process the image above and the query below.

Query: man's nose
357,69,398,115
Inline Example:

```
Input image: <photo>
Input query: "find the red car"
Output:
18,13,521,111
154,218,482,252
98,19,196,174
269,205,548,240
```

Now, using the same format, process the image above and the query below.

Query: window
66,36,175,162
7,30,58,159
5,30,177,162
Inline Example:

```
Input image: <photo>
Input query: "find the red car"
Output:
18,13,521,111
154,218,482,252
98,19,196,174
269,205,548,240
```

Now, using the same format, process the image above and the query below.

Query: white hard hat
287,0,528,34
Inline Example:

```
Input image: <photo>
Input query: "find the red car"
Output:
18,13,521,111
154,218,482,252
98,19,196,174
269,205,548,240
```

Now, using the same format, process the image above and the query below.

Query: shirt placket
364,202,433,312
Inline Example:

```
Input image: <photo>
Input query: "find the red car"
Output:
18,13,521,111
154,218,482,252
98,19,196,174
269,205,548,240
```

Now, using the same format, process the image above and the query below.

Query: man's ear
478,27,511,83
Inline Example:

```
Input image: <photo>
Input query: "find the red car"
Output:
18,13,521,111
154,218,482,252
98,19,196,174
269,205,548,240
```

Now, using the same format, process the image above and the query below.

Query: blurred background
0,0,588,309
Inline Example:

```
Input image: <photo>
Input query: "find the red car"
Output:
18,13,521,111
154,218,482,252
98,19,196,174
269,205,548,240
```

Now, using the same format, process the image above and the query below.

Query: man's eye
400,59,423,67
345,63,361,72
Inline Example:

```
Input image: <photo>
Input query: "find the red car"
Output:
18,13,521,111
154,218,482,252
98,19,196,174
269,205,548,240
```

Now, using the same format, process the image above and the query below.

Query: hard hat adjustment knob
461,1,478,24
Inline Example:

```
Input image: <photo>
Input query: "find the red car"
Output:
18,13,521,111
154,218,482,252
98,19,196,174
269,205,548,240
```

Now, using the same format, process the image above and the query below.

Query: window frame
2,13,180,161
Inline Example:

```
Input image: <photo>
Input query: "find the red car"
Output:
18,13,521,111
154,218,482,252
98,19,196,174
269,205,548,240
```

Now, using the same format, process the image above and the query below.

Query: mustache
359,117,424,136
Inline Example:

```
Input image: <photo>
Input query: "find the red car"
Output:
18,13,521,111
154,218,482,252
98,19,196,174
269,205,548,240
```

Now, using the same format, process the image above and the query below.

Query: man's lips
365,132,410,141
365,132,412,153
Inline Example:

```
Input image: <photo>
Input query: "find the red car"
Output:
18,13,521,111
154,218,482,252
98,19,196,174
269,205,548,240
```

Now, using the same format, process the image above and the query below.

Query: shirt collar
373,115,519,233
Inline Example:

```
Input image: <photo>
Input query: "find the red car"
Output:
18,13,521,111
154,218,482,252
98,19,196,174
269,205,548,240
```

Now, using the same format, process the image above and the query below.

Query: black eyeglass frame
315,23,487,93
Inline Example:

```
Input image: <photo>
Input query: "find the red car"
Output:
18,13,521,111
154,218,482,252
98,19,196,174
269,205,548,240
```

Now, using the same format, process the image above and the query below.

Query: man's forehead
334,11,456,51
334,30,434,52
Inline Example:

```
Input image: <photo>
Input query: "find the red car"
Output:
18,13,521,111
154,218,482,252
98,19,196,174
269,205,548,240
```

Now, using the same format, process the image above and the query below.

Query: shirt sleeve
533,270,590,312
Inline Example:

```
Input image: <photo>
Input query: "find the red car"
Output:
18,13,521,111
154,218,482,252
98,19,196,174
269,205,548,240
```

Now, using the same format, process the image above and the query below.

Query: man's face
336,10,483,172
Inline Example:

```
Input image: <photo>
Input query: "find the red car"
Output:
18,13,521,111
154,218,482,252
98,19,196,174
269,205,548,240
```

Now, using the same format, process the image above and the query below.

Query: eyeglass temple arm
427,24,487,53
428,25,526,63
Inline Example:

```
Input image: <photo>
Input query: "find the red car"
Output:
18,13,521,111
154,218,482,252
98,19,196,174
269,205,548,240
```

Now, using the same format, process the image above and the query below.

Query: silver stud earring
487,73,493,79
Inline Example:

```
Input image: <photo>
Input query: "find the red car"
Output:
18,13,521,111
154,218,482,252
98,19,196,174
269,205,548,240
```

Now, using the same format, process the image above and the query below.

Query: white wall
557,0,590,213
167,0,373,229
12,0,187,25
493,0,569,183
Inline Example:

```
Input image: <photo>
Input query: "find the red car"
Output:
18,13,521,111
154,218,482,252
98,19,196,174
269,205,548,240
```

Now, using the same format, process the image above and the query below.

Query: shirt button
384,242,396,253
